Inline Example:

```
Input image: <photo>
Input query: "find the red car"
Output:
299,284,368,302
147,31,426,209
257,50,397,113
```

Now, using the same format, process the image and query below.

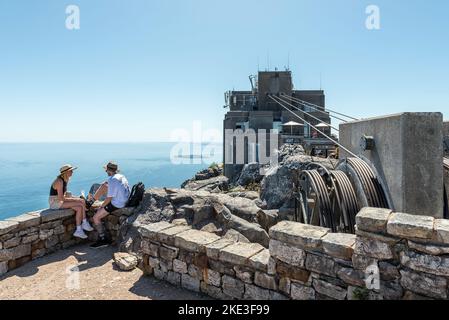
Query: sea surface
0,143,222,220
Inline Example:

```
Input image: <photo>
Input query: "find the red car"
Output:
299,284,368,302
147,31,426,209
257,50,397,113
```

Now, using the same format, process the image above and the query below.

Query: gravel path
0,244,209,300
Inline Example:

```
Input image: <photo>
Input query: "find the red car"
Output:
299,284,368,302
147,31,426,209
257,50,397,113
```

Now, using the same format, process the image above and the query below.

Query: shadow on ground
0,243,114,280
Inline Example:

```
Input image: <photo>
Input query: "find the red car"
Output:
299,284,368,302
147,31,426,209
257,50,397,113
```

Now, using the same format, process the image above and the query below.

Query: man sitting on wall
89,161,130,248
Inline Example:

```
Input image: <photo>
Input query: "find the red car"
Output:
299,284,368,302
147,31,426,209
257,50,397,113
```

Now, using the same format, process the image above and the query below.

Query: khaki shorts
49,196,63,210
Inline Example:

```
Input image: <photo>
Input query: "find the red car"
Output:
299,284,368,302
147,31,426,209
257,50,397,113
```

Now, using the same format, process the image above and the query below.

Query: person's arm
55,179,65,202
101,197,112,208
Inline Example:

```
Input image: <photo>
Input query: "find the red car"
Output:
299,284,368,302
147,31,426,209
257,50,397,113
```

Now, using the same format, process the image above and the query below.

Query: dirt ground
0,244,209,300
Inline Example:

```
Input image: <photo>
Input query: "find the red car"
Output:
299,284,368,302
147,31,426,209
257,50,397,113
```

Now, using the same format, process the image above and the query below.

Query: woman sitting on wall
49,164,94,239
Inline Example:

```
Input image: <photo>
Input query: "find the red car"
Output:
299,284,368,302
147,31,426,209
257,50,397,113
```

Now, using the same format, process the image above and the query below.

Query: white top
107,174,130,208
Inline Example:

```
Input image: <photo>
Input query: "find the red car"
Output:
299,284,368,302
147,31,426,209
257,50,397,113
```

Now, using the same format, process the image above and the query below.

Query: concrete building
223,70,333,179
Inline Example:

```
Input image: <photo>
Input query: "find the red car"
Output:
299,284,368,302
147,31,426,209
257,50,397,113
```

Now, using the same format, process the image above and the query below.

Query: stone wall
139,207,449,300
0,207,132,276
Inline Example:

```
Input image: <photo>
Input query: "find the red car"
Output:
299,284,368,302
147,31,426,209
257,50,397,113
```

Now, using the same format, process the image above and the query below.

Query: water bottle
81,190,86,199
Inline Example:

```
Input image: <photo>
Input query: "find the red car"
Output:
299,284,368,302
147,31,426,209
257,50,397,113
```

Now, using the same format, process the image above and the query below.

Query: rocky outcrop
260,155,337,210
237,163,263,187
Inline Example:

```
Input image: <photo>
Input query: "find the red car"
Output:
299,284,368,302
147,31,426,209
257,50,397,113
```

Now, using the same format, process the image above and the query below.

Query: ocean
0,143,222,220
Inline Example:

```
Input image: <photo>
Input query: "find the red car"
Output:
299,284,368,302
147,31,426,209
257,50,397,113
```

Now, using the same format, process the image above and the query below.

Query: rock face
237,163,263,187
260,155,337,210
118,185,271,255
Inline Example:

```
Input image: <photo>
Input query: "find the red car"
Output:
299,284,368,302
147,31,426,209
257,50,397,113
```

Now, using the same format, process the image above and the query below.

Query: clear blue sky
0,0,448,142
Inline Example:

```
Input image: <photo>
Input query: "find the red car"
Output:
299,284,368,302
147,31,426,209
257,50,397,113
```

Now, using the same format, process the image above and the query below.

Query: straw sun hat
59,164,77,175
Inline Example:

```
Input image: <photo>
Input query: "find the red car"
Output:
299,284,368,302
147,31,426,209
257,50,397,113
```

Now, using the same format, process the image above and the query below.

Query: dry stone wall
139,207,449,300
0,207,132,276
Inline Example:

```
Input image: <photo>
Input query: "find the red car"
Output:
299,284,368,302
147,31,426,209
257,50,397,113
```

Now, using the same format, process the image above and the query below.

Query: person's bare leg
93,183,108,201
61,201,83,225
93,207,110,240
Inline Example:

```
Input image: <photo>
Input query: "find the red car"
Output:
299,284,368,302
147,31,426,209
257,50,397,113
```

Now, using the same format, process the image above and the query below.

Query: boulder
113,252,138,271
237,163,263,186
182,176,229,192
213,202,269,247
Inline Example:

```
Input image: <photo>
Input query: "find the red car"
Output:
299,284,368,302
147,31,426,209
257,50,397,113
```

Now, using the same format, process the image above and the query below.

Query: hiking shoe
73,229,88,239
82,220,94,232
90,237,111,249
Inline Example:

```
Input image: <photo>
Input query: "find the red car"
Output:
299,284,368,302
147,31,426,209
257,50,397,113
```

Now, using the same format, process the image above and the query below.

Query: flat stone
305,253,337,277
400,250,449,277
354,236,393,260
276,260,311,283
148,257,159,268
234,266,253,283
188,264,203,280
244,284,270,300
173,259,188,274
387,212,434,239
200,282,228,300
113,252,138,271
4,237,21,249
204,269,221,287
153,267,166,280
269,221,329,250
433,219,449,244
138,221,173,240
205,238,233,260
407,240,449,256
249,249,270,272
312,279,347,300
222,275,244,299
336,267,365,287
400,269,447,299
166,271,181,286
0,220,19,236
39,209,74,223
269,239,306,267
254,272,277,290
355,207,393,233
380,280,403,300
159,259,173,273
355,228,400,245
159,245,179,261
379,261,400,281
181,274,200,292
322,233,356,260
0,261,7,275
6,212,41,230
159,225,192,246
174,229,220,253
279,277,291,295
10,244,31,260
219,242,264,267
352,254,378,271
290,282,315,300
0,249,13,262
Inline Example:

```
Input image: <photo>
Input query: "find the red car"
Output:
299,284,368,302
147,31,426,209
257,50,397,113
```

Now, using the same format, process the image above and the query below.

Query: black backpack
126,182,145,207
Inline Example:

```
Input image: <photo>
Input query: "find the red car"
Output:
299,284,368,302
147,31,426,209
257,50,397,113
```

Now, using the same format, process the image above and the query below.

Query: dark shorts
104,203,119,213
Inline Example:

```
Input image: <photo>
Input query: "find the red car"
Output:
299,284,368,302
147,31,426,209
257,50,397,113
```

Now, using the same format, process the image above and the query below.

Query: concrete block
340,112,444,218
387,212,434,239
